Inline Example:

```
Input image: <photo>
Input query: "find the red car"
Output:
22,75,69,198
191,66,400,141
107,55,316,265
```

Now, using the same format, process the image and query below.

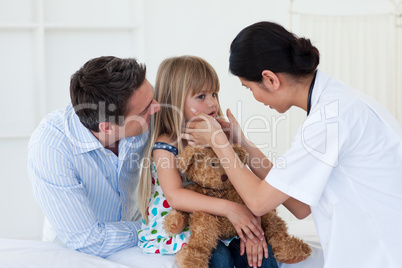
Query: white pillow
106,246,178,268
106,221,324,268
1,221,323,268
0,238,129,268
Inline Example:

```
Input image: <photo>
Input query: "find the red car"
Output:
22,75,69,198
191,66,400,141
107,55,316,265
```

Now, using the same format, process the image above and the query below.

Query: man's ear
98,122,117,135
261,70,280,91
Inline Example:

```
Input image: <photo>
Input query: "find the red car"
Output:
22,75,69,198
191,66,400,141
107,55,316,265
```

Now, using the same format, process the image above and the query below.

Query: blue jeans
209,239,278,268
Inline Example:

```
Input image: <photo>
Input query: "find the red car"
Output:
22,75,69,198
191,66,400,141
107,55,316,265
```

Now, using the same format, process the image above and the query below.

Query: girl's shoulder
153,135,178,157
156,134,175,145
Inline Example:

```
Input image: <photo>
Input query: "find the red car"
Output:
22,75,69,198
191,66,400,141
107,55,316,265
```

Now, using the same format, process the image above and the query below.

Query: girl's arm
153,144,264,243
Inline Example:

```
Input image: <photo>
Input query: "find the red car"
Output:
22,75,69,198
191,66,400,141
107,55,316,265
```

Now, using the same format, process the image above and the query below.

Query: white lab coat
266,70,402,267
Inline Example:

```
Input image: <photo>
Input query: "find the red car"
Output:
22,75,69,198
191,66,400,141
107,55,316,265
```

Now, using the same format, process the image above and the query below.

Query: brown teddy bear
163,145,312,268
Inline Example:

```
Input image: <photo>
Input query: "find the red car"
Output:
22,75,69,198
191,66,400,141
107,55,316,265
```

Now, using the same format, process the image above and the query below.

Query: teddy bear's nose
221,175,228,182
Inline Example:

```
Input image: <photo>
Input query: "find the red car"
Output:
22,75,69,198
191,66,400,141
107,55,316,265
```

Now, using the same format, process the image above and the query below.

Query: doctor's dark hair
229,21,320,82
70,56,146,132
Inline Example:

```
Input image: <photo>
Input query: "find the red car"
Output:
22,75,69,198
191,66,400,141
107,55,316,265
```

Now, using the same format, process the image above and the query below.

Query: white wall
0,0,400,240
143,0,296,160
0,0,147,240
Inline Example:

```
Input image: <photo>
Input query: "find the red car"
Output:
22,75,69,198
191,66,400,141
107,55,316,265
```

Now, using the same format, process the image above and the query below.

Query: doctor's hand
216,108,246,146
182,109,229,147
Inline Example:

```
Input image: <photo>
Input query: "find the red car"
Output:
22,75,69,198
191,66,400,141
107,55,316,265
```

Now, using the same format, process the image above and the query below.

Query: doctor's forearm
241,138,273,179
212,132,286,216
282,198,311,219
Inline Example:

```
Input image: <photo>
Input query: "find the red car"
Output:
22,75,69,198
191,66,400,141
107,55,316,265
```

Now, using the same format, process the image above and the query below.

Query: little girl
137,56,277,268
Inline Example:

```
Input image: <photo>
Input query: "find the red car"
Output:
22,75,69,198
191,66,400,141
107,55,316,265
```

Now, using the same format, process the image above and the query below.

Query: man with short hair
28,56,160,257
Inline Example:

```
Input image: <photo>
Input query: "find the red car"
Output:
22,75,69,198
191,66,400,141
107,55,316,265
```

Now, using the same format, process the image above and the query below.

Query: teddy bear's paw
176,246,210,268
271,236,312,264
163,210,189,235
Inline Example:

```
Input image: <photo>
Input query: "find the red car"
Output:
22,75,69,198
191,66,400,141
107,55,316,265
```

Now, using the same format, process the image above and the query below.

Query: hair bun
291,37,320,74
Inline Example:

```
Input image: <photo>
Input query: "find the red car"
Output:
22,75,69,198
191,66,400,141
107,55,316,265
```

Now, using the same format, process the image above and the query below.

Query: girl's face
184,84,219,121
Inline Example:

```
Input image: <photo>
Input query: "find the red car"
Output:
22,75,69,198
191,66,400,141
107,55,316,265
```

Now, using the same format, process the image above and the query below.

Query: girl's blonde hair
138,56,223,224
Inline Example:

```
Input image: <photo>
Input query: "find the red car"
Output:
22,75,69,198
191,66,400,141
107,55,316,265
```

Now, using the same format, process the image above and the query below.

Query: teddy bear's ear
177,146,208,174
232,144,249,164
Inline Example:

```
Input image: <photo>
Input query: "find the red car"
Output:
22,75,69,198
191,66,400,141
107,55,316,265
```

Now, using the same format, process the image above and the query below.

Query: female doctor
183,21,402,267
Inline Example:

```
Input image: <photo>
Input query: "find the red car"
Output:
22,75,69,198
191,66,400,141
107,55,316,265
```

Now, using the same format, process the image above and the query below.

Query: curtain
290,0,399,120
279,0,399,223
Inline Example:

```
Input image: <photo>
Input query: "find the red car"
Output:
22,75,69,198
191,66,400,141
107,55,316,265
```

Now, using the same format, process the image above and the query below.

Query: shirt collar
118,130,150,160
64,104,103,155
309,69,330,114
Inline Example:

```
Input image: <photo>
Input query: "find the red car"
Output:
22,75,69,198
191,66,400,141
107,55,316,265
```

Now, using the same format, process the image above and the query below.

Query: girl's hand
240,236,269,268
182,109,228,147
226,203,265,244
216,108,245,146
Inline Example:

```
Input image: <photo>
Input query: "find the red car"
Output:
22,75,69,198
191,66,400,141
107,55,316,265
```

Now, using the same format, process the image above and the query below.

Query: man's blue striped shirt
27,103,149,257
